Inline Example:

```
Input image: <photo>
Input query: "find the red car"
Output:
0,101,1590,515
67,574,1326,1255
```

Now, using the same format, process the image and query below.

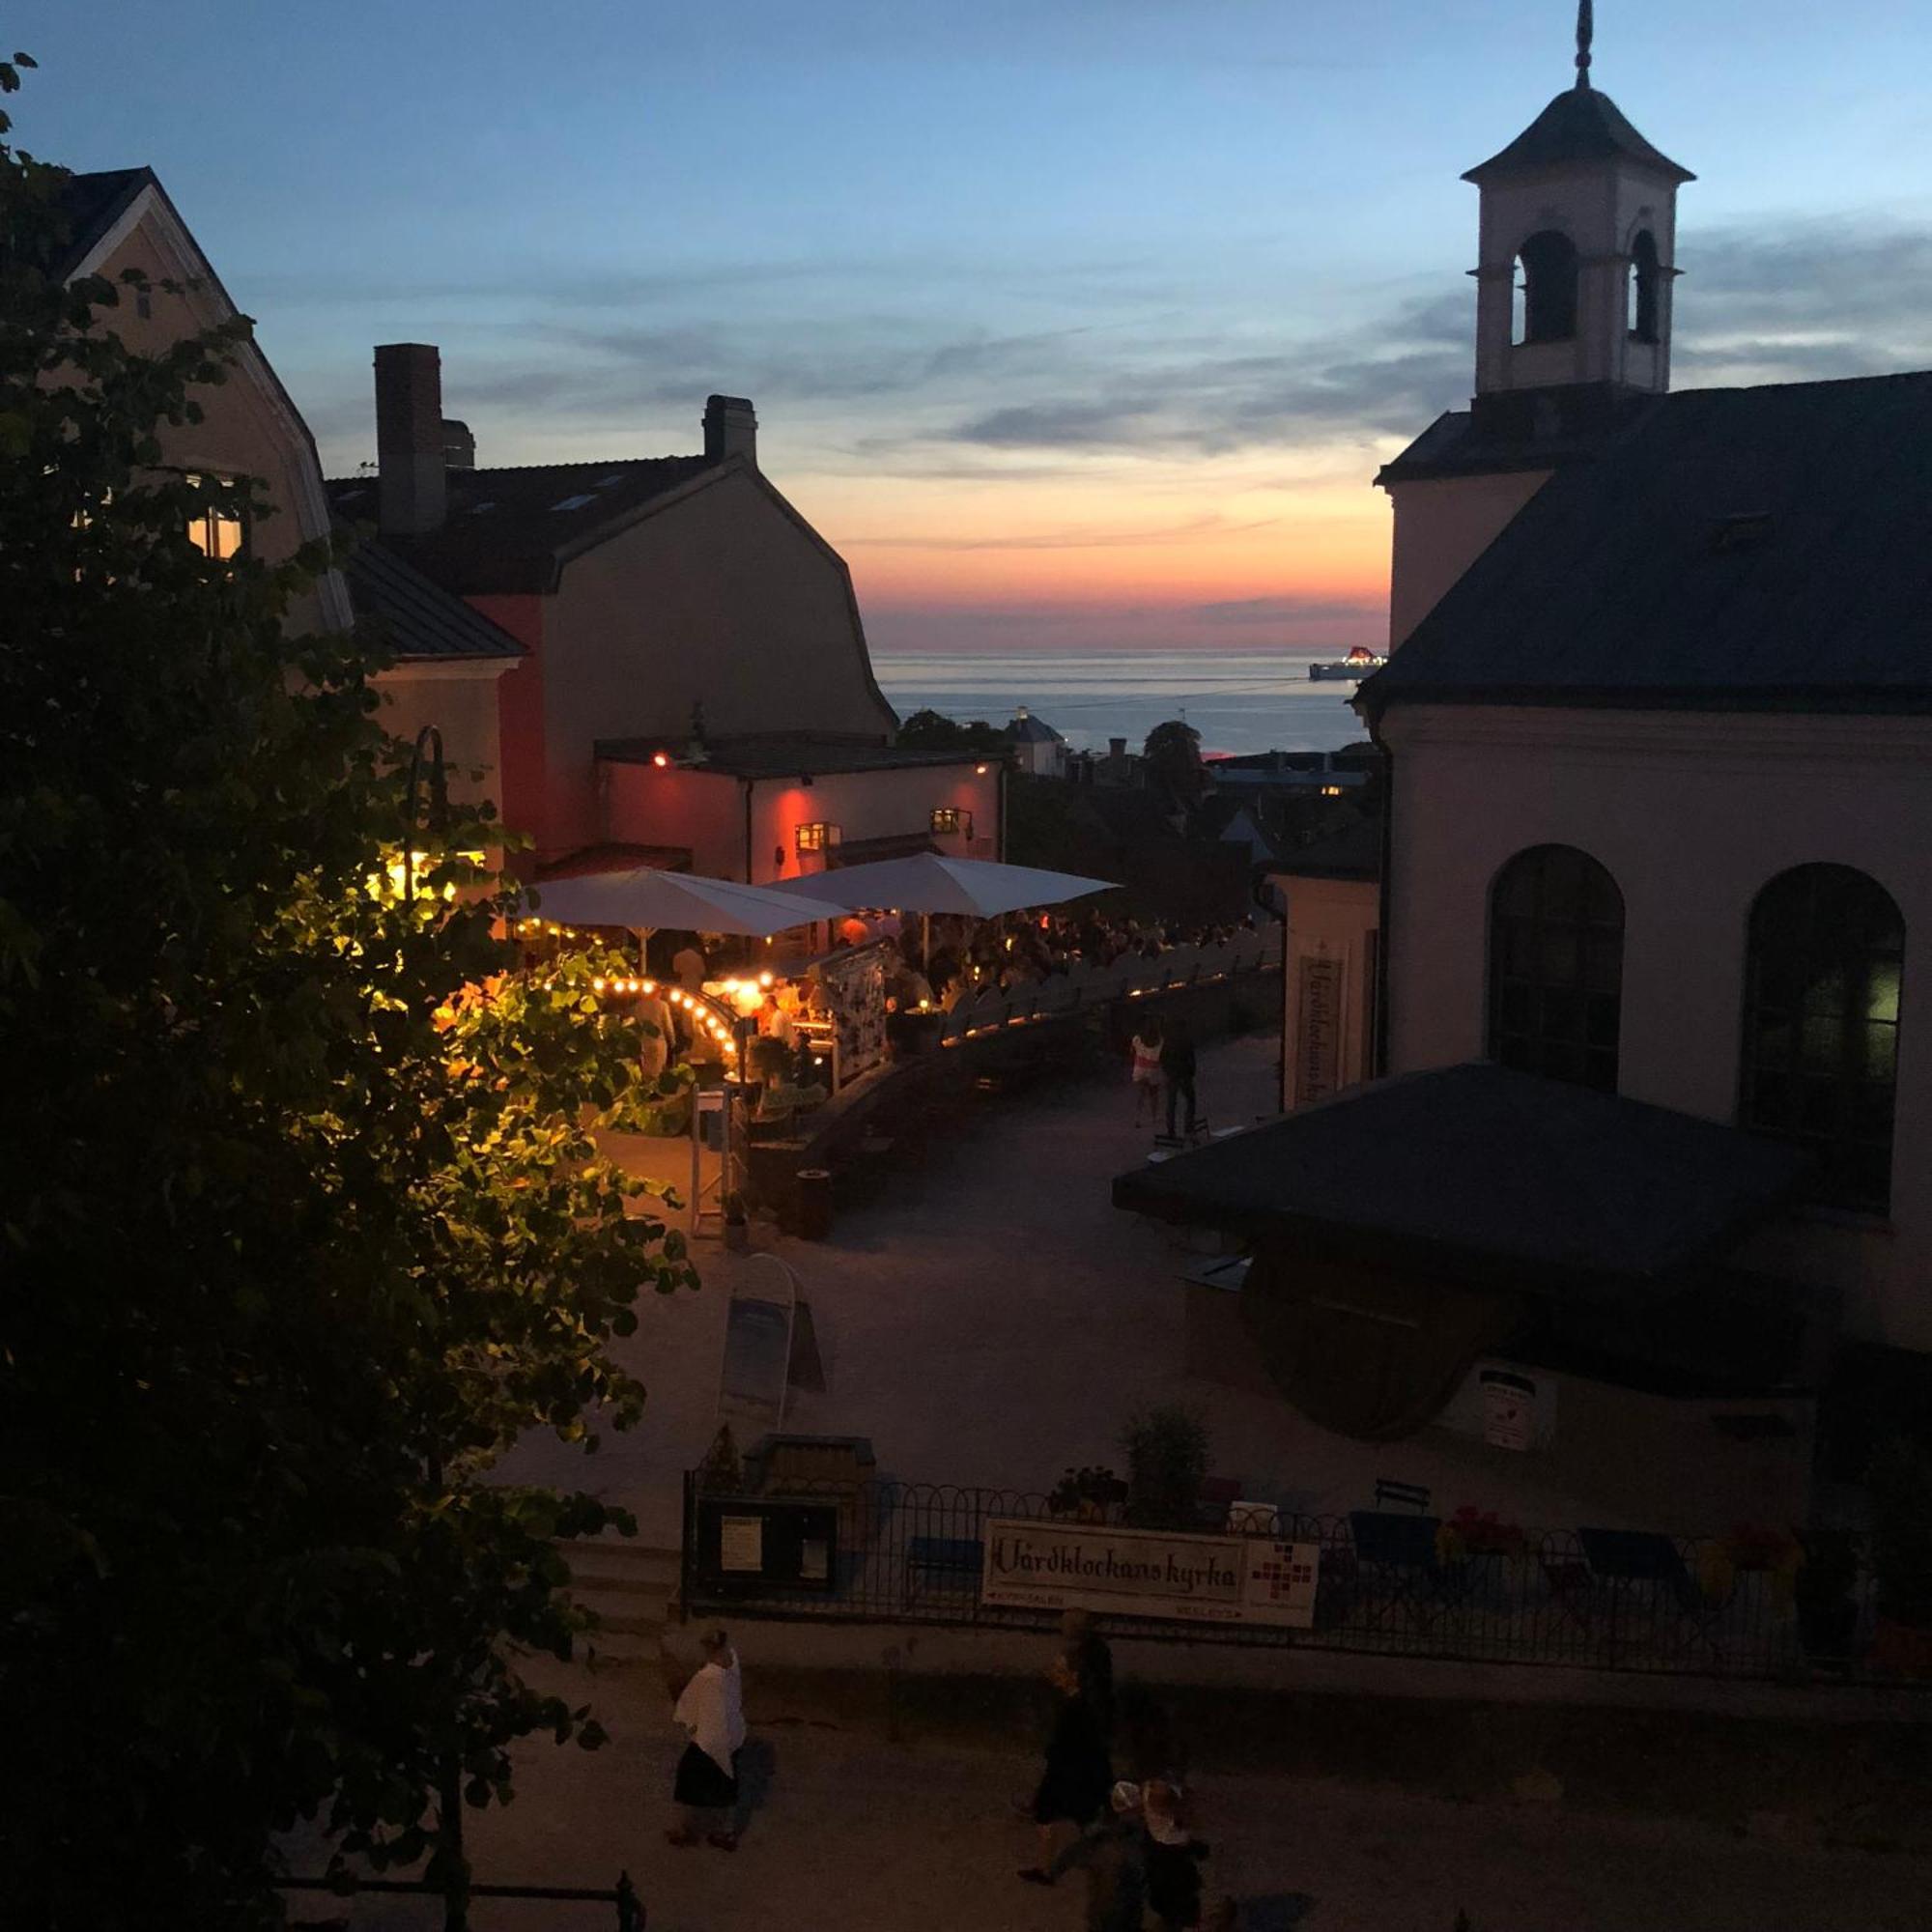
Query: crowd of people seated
914,909,1264,1005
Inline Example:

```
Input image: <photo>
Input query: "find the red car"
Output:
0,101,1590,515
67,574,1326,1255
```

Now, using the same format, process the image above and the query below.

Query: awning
1114,1062,1812,1304
1116,1064,1816,1439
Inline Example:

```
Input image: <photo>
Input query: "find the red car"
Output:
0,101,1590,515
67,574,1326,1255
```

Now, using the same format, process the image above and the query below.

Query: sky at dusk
15,1,1932,655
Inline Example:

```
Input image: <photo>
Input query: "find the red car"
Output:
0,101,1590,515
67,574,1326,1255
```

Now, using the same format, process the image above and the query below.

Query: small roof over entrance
1114,1062,1810,1304
1114,1064,1814,1440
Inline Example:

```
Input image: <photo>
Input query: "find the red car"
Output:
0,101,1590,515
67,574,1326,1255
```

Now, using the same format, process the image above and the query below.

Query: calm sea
871,651,1370,759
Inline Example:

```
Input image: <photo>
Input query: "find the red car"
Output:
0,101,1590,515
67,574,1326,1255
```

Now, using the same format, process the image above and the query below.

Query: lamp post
403,724,448,902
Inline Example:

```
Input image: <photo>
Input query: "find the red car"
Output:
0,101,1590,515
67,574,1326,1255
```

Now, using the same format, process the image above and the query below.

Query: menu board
819,945,887,1087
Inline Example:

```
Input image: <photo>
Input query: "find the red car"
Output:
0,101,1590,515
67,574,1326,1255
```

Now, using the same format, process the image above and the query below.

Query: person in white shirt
667,1628,747,1851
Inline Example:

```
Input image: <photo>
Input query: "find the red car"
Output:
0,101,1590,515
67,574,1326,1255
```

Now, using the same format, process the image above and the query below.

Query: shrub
1122,1405,1209,1528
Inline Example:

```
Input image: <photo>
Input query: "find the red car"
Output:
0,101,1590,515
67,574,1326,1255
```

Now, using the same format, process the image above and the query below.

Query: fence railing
682,1476,1909,1686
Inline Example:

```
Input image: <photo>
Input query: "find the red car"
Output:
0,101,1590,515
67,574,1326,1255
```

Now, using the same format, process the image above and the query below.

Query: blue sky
15,1,1932,650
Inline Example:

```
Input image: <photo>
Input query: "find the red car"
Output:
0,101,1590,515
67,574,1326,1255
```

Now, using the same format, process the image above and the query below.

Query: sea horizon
872,647,1372,759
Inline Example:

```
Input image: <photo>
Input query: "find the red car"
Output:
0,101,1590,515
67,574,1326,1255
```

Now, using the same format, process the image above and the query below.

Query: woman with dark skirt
1018,1645,1113,1884
668,1628,746,1851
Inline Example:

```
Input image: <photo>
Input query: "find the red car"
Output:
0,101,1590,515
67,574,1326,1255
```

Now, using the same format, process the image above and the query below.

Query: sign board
980,1519,1320,1629
1295,955,1344,1103
1481,1369,1538,1452
693,1496,838,1593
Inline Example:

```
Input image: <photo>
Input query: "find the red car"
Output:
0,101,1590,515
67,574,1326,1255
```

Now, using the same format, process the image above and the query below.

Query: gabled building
328,349,999,882
1120,14,1932,1490
53,172,523,790
1007,707,1066,779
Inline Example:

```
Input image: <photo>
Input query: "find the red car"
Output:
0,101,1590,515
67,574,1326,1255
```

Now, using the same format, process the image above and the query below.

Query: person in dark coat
1142,1777,1210,1931
1043,1780,1151,1930
1160,1018,1199,1137
1018,1646,1113,1883
1062,1606,1114,1730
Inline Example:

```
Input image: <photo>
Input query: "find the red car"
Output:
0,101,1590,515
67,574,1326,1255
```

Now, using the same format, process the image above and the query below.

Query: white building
1129,13,1932,1482
1007,706,1066,778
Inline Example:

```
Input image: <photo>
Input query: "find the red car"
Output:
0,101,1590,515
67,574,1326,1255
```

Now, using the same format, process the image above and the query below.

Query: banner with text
980,1519,1319,1628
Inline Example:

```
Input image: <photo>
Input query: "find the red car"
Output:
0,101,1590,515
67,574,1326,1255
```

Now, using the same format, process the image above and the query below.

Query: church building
1124,9,1932,1505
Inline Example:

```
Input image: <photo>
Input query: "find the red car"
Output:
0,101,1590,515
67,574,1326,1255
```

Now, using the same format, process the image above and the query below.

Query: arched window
1515,231,1579,345
1628,230,1661,342
1740,865,1904,1212
1488,845,1624,1091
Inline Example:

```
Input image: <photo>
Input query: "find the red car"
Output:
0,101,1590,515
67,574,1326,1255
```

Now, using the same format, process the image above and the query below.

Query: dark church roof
327,458,716,596
1112,1063,1809,1303
1463,86,1693,185
341,541,525,663
1361,371,1932,717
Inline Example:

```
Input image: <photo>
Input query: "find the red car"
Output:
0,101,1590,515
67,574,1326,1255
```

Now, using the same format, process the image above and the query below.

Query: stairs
554,1538,683,1660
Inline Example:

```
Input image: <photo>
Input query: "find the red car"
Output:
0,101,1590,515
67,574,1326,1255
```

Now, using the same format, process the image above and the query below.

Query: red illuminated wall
466,593,547,858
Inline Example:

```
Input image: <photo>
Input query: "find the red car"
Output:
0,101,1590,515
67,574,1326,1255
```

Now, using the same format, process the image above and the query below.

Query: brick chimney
702,393,757,467
374,343,446,535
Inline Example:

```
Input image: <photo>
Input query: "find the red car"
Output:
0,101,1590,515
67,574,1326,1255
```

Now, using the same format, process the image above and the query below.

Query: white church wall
1380,702,1932,1350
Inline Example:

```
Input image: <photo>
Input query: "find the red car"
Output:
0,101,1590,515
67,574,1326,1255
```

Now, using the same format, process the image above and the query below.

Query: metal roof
344,540,525,662
1363,371,1932,717
1112,1062,1810,1303
1463,85,1693,185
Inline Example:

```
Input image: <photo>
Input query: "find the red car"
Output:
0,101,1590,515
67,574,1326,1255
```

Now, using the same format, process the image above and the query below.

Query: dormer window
1515,231,1579,345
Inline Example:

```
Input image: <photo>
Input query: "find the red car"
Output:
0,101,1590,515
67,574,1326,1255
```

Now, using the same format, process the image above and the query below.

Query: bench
905,1535,983,1599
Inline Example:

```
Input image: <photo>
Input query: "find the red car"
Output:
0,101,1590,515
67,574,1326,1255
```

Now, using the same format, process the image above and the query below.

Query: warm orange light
975,763,989,776
652,751,669,769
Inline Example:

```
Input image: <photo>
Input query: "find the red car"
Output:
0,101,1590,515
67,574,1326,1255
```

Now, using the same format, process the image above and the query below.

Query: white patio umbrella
520,867,847,948
764,853,1116,967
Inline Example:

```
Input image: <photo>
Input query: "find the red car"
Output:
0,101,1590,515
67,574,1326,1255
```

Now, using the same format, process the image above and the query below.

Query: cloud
1190,594,1380,624
298,208,1932,483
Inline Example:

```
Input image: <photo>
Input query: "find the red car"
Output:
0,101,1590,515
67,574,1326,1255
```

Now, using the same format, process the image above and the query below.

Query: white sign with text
980,1519,1319,1628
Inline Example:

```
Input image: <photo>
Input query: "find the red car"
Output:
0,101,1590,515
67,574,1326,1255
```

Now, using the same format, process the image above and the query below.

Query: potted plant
723,1189,751,1252
1122,1405,1209,1529
1048,1465,1128,1522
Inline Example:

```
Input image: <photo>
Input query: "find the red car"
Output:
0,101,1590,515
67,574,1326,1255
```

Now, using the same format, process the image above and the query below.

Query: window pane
1488,846,1623,1093
1742,865,1905,1213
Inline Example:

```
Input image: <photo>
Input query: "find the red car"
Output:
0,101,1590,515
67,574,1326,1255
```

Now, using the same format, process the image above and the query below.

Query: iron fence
682,1474,1910,1685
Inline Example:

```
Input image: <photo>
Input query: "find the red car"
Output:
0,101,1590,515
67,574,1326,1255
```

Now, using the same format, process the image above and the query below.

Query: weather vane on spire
1575,0,1594,89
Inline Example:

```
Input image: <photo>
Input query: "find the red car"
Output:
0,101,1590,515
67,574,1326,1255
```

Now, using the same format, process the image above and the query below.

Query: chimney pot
441,417,475,469
703,393,757,467
374,343,446,535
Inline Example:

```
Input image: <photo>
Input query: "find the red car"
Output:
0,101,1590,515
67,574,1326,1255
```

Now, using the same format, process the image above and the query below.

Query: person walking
1062,1606,1114,1732
1160,1017,1199,1139
1129,1018,1164,1126
667,1628,747,1852
1018,1646,1113,1884
1043,1780,1151,1931
1142,1778,1210,1932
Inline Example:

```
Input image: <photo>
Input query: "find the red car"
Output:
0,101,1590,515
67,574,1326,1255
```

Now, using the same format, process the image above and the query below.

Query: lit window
1739,864,1903,1213
796,822,839,853
1319,785,1344,798
929,807,961,834
184,473,244,560
1488,844,1624,1093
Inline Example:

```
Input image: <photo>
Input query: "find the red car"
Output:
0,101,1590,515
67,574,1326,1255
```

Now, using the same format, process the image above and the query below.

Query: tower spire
1575,0,1594,89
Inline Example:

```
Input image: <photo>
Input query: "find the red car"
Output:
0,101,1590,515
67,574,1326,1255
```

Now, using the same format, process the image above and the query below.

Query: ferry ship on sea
1308,645,1387,682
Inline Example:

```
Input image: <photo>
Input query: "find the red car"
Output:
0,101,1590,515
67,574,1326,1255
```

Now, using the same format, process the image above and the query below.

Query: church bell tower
1463,2,1693,436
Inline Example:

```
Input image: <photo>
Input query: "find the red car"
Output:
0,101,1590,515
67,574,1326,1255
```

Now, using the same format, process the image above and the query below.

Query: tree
0,66,694,1925
896,705,1008,753
1142,718,1206,804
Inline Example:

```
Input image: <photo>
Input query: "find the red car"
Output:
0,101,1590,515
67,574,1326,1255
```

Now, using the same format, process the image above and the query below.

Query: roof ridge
326,453,707,488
